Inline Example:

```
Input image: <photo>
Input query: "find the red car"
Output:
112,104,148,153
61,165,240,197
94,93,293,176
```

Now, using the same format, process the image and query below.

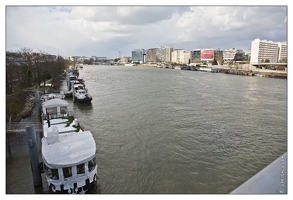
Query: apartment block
145,48,158,62
156,46,167,62
171,49,191,64
165,47,174,63
277,42,287,61
250,39,282,64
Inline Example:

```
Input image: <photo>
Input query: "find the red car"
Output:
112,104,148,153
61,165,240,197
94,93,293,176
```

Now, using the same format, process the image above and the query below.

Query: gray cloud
6,5,287,57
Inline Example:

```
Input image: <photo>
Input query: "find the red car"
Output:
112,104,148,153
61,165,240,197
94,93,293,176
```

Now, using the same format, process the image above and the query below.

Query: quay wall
138,63,287,78
212,64,287,74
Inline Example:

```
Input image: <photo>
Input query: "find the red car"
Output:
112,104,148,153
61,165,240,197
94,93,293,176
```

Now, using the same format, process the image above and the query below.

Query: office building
223,48,246,62
132,49,145,63
191,49,201,63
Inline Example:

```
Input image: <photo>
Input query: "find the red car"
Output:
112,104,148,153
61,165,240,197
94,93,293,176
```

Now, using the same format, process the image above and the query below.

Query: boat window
88,157,96,172
77,164,85,175
63,167,72,178
44,165,59,180
60,106,67,114
46,107,57,117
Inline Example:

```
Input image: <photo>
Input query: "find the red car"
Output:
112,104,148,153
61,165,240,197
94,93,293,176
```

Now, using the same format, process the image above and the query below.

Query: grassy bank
6,74,66,122
6,86,35,122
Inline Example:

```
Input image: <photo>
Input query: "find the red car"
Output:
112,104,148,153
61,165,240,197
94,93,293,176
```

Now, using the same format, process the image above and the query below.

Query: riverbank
6,73,66,122
137,63,287,78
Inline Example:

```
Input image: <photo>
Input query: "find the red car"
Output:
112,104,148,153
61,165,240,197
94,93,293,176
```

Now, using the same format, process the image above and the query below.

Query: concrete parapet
230,152,287,194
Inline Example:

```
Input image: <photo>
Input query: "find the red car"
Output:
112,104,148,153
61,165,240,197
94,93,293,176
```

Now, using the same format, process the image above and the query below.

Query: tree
279,57,287,63
22,63,33,86
6,53,16,94
212,58,218,65
34,51,50,86
19,48,34,86
6,48,71,90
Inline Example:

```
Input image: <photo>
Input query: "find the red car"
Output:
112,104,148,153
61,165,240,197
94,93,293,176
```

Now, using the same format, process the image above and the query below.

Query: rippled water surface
6,65,287,194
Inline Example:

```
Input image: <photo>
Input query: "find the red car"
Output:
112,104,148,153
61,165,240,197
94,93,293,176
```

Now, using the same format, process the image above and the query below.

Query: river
6,65,287,194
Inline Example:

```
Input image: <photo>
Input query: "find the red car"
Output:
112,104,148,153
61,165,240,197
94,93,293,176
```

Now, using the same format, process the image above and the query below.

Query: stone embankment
140,63,287,78
213,64,287,78
18,91,36,119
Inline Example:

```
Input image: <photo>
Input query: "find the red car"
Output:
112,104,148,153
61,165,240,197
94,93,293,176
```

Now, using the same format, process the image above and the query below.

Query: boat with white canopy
40,94,98,194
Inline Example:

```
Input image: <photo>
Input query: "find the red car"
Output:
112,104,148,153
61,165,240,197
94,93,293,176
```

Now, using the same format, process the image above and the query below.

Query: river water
6,65,287,194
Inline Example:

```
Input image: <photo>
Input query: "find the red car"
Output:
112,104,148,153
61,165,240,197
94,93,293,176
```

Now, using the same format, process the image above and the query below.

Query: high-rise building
156,46,167,62
165,47,174,63
277,42,287,62
131,49,145,63
250,39,286,64
145,46,174,63
145,48,158,62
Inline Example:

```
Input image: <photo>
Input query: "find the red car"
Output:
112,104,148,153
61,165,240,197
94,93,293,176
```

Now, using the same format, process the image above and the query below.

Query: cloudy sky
5,2,288,58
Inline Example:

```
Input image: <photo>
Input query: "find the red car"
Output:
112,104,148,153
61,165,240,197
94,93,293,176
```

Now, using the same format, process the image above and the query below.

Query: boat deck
43,117,82,137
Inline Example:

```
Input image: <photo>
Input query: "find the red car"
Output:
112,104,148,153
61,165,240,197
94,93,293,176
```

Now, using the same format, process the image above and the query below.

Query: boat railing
72,115,85,131
42,110,72,120
42,110,85,131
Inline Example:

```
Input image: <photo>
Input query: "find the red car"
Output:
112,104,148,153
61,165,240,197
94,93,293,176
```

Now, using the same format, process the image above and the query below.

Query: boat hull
49,176,98,194
74,96,93,103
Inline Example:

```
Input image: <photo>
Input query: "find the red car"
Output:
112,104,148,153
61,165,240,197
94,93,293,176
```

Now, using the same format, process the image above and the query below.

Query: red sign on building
201,50,214,61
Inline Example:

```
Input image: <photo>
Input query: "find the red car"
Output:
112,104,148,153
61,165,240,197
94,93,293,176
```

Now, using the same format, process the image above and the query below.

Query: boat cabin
42,98,71,120
41,128,97,193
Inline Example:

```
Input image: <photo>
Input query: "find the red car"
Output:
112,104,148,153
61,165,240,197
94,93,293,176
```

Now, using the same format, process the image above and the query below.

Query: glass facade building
132,49,145,63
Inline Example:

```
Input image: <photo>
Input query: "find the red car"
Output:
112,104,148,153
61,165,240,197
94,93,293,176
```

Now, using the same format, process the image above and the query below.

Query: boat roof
41,93,65,100
76,89,87,92
41,130,96,168
42,118,81,137
42,98,69,108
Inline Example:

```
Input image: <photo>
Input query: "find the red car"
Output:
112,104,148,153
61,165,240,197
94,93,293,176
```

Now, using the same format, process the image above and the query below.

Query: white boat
71,82,92,104
74,89,93,103
198,67,219,73
68,79,85,95
125,63,135,66
40,96,98,194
